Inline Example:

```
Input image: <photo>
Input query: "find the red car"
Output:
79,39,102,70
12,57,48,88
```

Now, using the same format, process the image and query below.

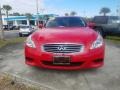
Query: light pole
36,0,39,15
36,0,39,28
83,10,86,18
40,8,45,14
0,4,4,40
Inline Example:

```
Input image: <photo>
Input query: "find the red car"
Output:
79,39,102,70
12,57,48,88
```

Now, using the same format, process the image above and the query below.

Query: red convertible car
25,16,105,70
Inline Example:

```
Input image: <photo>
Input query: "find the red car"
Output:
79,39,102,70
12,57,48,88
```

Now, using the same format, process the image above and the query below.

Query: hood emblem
58,45,66,51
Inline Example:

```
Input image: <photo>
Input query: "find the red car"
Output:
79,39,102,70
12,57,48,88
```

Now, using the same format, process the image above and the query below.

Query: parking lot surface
4,30,19,39
0,41,120,90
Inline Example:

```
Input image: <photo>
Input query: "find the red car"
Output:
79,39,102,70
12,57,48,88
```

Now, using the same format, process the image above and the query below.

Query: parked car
89,16,120,37
25,16,105,70
3,25,11,30
19,26,35,37
3,25,20,30
12,25,20,30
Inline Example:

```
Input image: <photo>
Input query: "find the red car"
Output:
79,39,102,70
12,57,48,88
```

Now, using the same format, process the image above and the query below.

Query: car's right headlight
26,35,36,48
90,35,103,49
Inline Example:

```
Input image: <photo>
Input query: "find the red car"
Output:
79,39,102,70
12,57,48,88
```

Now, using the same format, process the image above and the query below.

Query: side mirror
38,24,44,29
87,22,95,28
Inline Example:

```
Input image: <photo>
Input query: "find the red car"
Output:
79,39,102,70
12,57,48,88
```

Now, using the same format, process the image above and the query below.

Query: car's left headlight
26,35,36,48
90,35,103,49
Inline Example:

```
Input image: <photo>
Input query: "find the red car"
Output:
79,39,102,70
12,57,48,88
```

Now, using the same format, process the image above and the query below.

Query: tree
100,7,111,16
70,11,77,16
3,5,12,30
20,14,25,16
12,12,20,16
25,13,33,26
44,15,49,22
65,13,69,16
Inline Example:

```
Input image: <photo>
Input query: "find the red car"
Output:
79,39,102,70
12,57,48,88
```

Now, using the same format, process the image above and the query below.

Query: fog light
94,59,103,63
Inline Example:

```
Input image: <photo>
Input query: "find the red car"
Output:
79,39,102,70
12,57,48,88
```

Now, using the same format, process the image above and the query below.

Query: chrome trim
42,43,84,54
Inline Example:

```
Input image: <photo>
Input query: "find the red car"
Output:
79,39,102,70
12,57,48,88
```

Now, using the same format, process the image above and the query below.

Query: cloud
0,0,44,14
0,0,66,15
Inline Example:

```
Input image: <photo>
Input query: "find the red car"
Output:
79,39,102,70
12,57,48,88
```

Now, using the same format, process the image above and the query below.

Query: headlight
26,35,36,48
90,35,103,49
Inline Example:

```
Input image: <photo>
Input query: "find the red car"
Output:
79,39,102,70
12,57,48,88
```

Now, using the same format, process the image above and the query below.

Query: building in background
2,14,58,26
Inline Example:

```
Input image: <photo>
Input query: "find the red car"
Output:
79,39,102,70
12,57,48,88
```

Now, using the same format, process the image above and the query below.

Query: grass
106,36,120,44
0,73,41,90
0,37,26,48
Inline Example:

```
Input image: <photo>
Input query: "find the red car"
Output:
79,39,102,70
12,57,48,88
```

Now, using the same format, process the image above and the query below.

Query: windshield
46,17,86,28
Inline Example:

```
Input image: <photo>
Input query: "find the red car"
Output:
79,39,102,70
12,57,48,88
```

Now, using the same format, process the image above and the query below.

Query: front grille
43,44,84,53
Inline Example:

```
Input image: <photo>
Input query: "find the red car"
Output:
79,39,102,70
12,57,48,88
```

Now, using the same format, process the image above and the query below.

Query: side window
93,16,108,24
108,19,114,24
108,17,120,24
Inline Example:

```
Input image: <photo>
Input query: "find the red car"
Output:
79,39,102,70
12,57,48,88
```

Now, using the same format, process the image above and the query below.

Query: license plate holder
22,32,28,34
53,56,70,65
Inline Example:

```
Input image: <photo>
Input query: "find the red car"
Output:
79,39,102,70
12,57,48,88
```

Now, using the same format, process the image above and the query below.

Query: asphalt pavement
0,41,120,90
3,30,19,39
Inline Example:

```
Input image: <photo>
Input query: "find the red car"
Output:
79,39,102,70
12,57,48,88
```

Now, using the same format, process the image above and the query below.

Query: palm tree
44,15,49,22
100,7,111,16
3,5,12,29
12,12,20,16
25,13,33,26
70,11,77,16
65,13,69,16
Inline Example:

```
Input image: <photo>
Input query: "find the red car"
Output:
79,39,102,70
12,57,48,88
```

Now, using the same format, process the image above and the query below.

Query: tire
95,28,106,38
19,33,22,37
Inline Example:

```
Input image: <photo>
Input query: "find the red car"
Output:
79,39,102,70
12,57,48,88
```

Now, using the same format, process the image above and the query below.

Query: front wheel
19,33,22,37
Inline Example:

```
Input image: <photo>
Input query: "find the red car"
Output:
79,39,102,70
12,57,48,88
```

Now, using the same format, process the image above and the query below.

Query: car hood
32,27,98,45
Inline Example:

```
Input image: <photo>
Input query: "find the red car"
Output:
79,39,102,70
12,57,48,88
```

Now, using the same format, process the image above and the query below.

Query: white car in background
19,25,35,37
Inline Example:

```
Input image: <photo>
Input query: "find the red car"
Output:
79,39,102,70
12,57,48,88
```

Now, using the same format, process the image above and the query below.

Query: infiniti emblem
58,45,66,51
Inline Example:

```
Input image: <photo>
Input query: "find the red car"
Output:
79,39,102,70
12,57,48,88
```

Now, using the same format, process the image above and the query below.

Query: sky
0,0,119,17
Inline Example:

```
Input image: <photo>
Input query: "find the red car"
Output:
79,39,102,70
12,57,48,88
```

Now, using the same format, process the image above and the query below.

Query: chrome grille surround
43,43,84,53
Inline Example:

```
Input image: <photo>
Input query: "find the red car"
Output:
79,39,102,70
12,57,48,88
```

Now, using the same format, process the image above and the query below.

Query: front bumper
25,45,105,70
19,32,32,36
